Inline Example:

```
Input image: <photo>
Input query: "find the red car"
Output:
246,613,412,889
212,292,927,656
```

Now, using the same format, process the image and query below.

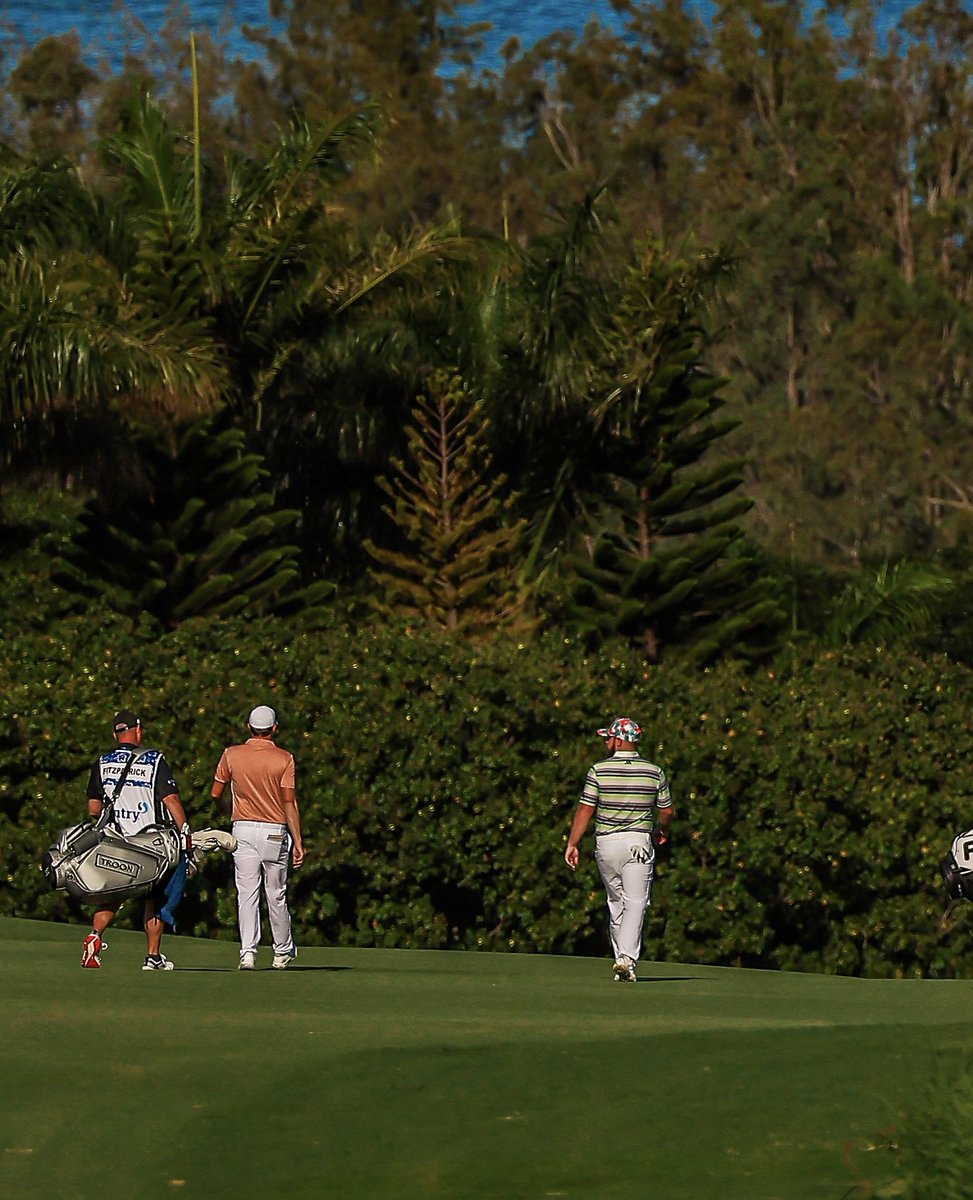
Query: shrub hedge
1,606,971,978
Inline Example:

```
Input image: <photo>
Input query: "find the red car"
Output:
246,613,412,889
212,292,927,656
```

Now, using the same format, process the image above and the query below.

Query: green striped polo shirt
581,751,672,836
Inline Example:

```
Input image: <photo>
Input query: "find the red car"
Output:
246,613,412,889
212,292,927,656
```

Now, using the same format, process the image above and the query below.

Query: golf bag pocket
43,823,180,901
42,822,103,889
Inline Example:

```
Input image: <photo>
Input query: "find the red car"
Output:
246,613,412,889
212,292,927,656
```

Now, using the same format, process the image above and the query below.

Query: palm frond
824,561,955,647
0,158,96,256
333,223,475,314
221,105,387,328
0,253,225,430
101,94,196,231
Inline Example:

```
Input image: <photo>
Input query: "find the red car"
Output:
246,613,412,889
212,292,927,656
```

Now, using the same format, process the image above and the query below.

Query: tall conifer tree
364,369,533,636
57,418,333,629
564,245,783,662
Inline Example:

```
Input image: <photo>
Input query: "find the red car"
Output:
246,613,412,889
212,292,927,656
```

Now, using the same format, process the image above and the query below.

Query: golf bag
940,827,973,903
42,821,181,902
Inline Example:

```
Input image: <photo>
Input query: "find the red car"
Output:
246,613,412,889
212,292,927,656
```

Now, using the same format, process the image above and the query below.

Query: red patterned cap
596,717,642,742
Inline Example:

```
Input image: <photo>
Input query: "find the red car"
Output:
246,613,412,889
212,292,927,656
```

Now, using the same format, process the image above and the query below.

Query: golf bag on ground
941,828,973,903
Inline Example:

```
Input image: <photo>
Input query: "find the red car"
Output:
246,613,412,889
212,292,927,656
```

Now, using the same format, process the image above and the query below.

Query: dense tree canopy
2,0,973,661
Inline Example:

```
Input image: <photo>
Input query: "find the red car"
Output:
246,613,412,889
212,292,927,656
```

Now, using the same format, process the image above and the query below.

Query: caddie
564,716,673,983
81,709,190,971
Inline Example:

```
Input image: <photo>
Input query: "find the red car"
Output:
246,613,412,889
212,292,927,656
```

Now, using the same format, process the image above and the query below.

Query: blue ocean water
0,0,940,71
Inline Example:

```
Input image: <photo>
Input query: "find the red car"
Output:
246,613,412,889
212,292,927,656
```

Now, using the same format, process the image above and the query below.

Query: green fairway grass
0,917,967,1200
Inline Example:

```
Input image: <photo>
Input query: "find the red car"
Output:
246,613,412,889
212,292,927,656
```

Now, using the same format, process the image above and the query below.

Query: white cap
248,705,277,731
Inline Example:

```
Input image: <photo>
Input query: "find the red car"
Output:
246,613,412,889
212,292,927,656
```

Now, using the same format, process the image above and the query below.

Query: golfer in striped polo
565,717,673,983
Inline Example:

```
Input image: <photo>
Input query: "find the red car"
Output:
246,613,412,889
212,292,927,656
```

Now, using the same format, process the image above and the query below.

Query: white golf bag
941,827,973,903
42,820,238,903
43,740,239,905
42,821,181,901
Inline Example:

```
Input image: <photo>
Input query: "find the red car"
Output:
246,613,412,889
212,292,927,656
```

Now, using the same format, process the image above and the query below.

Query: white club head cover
186,829,238,876
192,830,238,853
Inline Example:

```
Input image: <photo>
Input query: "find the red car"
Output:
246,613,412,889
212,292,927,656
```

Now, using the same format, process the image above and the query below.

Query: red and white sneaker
81,933,103,969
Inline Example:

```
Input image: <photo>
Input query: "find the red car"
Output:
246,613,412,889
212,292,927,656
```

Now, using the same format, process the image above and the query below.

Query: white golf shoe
239,951,256,970
142,954,174,971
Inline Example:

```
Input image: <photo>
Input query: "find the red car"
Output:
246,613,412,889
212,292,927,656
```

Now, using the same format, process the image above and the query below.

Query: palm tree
97,91,479,574
0,152,225,481
468,189,617,583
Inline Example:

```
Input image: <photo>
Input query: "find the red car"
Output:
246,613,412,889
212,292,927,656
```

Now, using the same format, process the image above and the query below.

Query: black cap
113,710,142,733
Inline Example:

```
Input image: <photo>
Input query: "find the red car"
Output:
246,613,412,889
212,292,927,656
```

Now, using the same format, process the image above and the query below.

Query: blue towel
160,854,189,930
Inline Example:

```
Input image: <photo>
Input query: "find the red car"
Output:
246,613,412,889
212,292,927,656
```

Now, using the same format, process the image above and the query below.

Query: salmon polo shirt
215,737,296,824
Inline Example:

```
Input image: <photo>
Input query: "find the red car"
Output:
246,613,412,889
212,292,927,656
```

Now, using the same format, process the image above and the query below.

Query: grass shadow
636,975,703,983
176,964,353,973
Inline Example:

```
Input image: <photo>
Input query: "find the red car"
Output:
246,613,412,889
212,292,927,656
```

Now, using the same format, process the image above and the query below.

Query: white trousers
594,831,654,966
232,821,295,956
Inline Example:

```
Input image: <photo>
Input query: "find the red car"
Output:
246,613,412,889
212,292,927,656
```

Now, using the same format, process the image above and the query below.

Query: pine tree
564,245,784,663
56,418,333,629
364,370,533,636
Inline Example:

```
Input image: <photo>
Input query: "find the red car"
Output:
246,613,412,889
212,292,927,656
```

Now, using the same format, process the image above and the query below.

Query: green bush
2,600,971,976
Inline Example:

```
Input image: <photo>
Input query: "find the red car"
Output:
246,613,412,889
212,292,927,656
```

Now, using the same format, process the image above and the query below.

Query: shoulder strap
96,749,143,830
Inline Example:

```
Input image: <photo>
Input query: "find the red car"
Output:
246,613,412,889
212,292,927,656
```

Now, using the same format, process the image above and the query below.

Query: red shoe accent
81,933,102,969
